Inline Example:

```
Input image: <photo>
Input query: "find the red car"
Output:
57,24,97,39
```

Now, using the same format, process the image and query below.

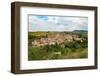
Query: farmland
28,31,88,60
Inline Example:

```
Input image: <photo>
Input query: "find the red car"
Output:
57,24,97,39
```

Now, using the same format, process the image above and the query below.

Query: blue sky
36,16,48,20
28,15,88,32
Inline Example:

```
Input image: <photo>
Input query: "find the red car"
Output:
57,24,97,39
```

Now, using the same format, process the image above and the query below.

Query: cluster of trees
28,37,88,60
28,31,88,60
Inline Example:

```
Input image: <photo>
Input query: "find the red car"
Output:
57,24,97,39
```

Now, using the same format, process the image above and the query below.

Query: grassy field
28,31,88,60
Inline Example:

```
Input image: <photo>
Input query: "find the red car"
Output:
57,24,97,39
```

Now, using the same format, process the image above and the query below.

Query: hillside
28,32,88,60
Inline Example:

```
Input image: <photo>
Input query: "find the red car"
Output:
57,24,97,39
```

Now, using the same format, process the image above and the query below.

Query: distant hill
73,30,88,32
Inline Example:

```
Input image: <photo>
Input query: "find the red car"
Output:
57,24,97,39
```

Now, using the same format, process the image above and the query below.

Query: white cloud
28,15,88,32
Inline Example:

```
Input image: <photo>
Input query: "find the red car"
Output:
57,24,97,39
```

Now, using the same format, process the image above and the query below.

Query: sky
28,15,88,32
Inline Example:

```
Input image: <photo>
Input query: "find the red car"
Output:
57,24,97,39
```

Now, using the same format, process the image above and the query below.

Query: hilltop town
29,32,84,47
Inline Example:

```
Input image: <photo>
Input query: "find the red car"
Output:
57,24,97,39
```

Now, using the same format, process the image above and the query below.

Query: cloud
28,15,88,32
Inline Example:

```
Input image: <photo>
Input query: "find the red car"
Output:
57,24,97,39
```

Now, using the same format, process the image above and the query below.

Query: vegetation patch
28,31,88,60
